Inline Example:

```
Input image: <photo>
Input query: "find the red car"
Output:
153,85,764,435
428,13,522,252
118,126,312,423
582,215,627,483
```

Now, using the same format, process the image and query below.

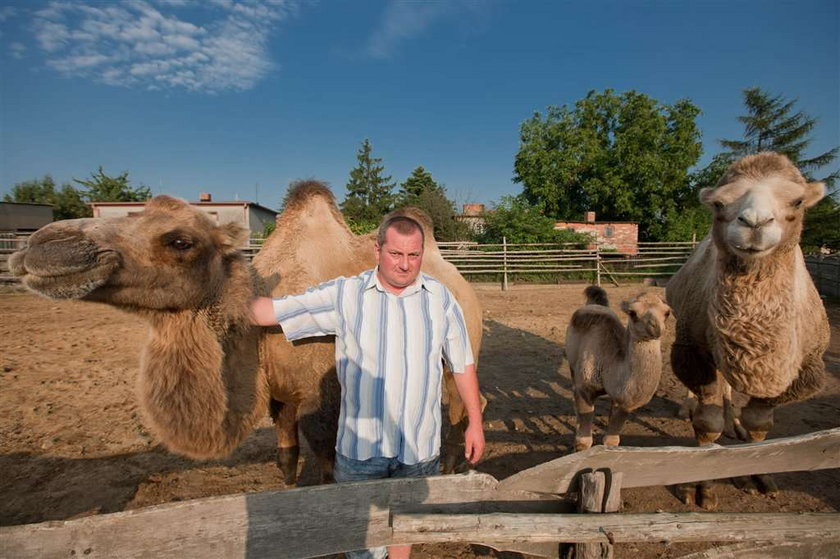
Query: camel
10,180,483,483
666,152,830,509
565,285,671,451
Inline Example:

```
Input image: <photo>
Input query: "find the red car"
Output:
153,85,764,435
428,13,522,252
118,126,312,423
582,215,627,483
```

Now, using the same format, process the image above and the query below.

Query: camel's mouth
10,248,122,300
730,244,774,258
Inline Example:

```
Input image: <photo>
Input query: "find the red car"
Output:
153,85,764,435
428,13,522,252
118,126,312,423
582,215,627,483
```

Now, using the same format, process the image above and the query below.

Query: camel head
620,292,671,341
10,195,250,311
701,152,825,261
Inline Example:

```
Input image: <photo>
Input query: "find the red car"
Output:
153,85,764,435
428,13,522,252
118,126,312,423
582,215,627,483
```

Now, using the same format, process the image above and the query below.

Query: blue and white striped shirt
272,268,474,464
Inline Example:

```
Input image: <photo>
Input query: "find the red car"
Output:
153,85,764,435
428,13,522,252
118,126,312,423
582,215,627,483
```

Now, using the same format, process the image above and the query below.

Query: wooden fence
805,254,840,299
438,240,698,289
1,428,838,558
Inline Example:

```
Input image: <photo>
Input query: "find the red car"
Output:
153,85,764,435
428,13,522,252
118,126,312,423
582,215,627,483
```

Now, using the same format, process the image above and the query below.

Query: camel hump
584,285,609,306
385,206,435,239
283,180,337,211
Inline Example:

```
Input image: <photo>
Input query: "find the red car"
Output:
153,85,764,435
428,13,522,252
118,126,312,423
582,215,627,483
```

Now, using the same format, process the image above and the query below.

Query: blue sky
1,0,838,211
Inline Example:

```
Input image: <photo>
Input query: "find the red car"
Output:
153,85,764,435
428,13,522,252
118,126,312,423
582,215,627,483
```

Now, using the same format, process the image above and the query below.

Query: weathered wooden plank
498,427,840,495
0,472,515,559
390,512,840,545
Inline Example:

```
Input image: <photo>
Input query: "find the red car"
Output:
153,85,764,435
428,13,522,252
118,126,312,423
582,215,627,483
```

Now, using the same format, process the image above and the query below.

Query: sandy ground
1,283,838,558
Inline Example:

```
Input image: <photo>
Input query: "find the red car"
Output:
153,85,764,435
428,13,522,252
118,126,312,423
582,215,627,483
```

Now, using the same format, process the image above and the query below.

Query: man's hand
250,297,279,326
464,418,485,465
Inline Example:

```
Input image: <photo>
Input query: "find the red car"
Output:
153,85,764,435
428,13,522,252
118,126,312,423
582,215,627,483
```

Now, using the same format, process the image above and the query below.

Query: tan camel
566,285,671,451
10,180,483,483
666,152,830,509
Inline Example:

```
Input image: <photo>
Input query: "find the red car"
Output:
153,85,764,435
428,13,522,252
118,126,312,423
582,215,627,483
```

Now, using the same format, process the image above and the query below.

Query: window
604,226,614,238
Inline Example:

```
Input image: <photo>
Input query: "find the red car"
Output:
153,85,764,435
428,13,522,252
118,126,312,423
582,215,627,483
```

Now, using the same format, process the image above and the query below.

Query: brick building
455,203,487,234
554,211,639,254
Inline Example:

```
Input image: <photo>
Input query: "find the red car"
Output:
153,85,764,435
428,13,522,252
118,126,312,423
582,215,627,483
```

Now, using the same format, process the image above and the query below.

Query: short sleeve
441,295,474,373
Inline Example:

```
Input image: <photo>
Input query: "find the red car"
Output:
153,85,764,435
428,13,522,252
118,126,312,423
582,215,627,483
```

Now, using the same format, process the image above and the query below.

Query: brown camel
10,180,483,483
666,152,830,509
566,285,671,451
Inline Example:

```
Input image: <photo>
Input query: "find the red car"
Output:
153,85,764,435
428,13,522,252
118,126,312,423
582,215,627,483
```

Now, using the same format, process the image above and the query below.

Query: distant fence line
3,232,839,299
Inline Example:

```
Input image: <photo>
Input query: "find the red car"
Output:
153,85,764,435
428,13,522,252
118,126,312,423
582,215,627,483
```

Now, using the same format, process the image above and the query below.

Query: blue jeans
335,454,440,559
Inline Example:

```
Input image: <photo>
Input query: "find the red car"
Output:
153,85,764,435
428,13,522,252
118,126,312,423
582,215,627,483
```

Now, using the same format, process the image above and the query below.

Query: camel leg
270,399,300,486
573,387,596,452
670,342,723,509
442,371,467,474
603,401,630,447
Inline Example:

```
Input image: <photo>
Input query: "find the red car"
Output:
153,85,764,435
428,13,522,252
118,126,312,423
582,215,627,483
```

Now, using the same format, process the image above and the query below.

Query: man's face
374,226,424,294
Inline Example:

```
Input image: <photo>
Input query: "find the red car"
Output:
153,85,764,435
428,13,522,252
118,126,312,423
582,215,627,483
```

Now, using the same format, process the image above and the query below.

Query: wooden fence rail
2,428,838,558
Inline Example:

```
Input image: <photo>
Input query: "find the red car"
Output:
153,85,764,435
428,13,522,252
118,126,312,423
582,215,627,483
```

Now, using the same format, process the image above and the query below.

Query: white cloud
364,1,455,59
10,42,26,59
30,0,300,94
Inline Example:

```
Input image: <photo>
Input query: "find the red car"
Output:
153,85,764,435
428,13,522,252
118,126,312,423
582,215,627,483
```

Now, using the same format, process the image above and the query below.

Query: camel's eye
664,310,671,319
791,198,803,209
170,238,193,251
628,310,637,320
713,201,724,211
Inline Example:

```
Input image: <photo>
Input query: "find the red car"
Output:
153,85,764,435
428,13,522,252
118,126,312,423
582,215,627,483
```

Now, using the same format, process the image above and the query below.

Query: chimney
584,211,596,223
462,203,485,216
199,192,212,202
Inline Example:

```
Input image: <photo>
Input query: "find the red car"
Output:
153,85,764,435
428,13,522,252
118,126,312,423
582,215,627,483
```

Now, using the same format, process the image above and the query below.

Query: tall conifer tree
340,139,395,226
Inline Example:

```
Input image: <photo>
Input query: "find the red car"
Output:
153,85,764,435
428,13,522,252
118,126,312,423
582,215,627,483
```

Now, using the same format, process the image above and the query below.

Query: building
0,202,53,233
455,203,487,234
554,211,638,254
89,193,278,242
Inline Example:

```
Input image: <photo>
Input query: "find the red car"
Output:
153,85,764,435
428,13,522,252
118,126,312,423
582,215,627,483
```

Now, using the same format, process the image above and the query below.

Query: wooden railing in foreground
1,428,838,558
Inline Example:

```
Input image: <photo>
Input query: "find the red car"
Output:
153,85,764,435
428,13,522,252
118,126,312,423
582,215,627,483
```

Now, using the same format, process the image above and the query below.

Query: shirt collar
366,267,433,296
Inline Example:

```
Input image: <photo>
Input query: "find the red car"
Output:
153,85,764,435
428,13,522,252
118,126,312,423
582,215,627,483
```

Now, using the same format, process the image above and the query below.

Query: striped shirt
272,268,474,464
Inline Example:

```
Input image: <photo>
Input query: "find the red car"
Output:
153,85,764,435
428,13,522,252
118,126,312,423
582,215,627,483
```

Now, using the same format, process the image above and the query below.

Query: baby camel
566,286,672,451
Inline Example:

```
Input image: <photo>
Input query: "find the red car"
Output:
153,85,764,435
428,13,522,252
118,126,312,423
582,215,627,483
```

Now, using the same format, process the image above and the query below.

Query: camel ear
803,181,826,208
217,222,250,255
699,187,717,207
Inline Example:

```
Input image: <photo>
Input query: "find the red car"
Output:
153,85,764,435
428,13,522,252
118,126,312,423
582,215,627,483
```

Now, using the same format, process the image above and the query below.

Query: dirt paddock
1,283,838,558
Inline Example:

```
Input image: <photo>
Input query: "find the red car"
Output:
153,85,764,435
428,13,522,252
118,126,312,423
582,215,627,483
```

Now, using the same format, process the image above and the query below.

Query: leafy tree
3,176,91,220
340,139,395,228
514,89,702,240
74,166,151,202
479,195,591,245
719,87,839,251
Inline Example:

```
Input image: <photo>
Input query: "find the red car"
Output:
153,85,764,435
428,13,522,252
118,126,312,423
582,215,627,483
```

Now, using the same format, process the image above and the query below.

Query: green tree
514,89,702,240
720,87,839,185
398,166,441,201
340,139,395,228
398,167,470,241
719,87,839,251
479,195,591,245
74,166,151,202
3,176,91,220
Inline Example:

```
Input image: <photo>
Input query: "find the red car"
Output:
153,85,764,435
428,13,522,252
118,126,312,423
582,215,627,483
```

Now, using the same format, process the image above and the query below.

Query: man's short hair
377,215,425,247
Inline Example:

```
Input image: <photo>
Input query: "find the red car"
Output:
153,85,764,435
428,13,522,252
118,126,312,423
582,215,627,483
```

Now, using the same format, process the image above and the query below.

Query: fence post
502,236,508,291
573,470,623,559
595,246,601,287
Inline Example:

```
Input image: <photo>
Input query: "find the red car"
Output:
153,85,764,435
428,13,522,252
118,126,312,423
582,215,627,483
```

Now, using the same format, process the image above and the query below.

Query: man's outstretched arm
249,296,279,326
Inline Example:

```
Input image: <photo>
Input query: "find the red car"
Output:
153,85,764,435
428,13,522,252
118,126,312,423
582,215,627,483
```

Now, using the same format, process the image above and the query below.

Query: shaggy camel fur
566,285,671,451
10,181,483,483
666,152,830,508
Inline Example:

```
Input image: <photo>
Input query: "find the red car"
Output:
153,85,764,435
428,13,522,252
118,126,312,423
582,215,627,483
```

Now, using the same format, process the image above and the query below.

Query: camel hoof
276,446,300,486
574,437,593,452
675,483,695,506
699,484,718,510
755,474,778,495
733,475,760,495
441,454,459,475
603,435,620,447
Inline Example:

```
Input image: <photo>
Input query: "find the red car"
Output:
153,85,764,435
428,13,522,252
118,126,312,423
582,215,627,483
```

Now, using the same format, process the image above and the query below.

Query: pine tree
720,87,838,185
340,139,395,226
399,166,441,201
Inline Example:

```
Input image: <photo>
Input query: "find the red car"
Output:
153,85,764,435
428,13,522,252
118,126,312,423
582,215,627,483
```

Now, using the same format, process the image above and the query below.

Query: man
250,214,484,559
